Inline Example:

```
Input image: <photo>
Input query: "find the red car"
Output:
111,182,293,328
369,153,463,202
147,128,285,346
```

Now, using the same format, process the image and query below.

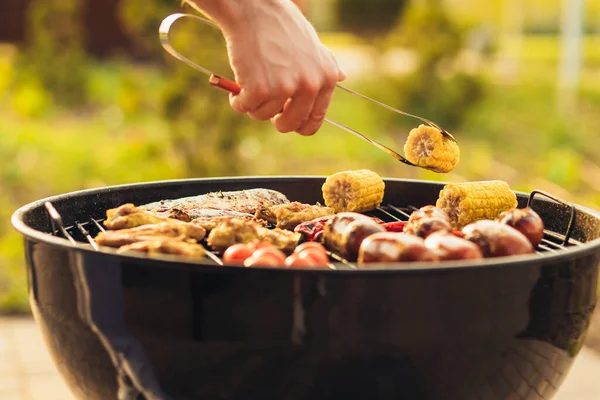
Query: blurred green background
1,0,599,313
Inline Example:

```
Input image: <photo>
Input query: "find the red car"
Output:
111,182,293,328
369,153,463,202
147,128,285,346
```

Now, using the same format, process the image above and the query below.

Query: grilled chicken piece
117,239,205,258
207,218,301,253
255,202,335,230
152,207,256,222
104,204,165,230
192,216,266,232
143,188,290,218
103,205,206,240
96,222,205,247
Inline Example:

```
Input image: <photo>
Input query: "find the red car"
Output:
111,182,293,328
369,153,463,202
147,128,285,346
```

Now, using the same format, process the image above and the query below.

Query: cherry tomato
251,247,287,264
222,243,254,264
296,248,329,265
294,242,327,254
244,254,281,267
285,254,315,268
248,241,275,251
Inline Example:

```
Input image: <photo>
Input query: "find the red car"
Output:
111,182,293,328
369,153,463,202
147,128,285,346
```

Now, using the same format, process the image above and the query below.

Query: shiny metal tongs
159,13,457,167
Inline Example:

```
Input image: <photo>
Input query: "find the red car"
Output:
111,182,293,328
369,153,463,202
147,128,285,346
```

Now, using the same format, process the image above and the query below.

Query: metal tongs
159,13,457,167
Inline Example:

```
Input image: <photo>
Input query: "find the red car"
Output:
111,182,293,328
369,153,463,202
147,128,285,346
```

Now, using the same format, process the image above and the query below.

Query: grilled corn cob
435,180,518,229
403,125,460,173
322,169,385,213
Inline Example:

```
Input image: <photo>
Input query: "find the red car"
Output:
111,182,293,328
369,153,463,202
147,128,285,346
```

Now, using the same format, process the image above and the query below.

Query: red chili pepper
294,215,335,242
381,221,407,232
452,230,465,238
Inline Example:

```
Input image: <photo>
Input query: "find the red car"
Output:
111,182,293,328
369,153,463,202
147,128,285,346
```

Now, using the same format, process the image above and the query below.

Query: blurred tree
16,0,89,106
359,0,486,133
335,0,409,38
120,0,245,177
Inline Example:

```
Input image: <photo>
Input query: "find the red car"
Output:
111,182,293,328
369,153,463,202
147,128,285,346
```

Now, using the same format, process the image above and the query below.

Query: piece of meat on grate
207,218,301,253
255,202,335,230
143,188,290,218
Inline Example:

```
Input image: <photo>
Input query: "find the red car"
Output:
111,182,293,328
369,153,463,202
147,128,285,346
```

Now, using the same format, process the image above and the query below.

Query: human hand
220,0,346,135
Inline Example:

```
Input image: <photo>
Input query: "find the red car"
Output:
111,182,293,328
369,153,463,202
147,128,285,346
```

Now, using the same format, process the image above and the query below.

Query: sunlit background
1,0,599,312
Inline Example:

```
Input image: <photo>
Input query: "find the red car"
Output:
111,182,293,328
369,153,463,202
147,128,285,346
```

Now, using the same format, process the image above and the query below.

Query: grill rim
11,175,600,273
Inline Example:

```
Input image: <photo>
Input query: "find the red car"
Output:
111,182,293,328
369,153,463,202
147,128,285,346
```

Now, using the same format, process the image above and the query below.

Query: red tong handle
209,75,241,95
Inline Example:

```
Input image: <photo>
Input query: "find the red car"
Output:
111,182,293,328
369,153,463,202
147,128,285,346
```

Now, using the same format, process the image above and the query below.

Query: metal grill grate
44,189,580,268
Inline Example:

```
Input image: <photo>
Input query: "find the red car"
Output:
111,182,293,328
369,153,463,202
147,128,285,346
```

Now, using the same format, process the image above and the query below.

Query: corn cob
403,124,460,173
322,169,385,213
435,180,518,229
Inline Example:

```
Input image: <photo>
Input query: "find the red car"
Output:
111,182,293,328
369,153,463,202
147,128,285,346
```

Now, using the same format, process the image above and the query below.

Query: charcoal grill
11,176,600,400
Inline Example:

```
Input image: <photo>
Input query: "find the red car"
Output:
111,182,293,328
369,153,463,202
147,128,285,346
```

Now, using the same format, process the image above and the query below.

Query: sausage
495,207,544,248
357,232,438,264
423,231,483,261
404,206,452,238
462,220,534,258
341,219,386,261
322,212,385,260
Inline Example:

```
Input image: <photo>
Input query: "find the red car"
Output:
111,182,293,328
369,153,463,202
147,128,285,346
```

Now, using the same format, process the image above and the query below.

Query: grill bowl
11,176,600,400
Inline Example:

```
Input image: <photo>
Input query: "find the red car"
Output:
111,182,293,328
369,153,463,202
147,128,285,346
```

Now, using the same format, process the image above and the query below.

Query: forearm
185,0,282,33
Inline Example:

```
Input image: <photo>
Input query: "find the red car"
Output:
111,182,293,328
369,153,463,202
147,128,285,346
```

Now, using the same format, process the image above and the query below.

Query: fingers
295,84,336,136
272,81,319,133
229,87,268,114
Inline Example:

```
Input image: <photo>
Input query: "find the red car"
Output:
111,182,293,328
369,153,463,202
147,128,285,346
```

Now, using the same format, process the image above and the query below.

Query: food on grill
403,124,460,173
104,204,166,230
404,205,452,238
207,218,301,253
294,215,336,242
244,246,287,267
322,169,385,213
381,221,407,232
117,238,206,258
154,208,256,222
496,207,544,248
143,188,290,219
462,220,534,257
423,231,483,261
357,232,438,264
102,205,207,239
286,242,330,268
96,222,206,247
322,212,386,261
191,215,265,232
435,180,518,229
255,202,334,230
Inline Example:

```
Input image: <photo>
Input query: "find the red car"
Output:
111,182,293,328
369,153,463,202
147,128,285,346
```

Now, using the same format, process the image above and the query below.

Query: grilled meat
423,231,483,260
255,202,334,230
462,220,534,257
96,222,205,247
207,218,301,253
143,188,289,218
358,232,438,264
103,204,207,240
322,212,386,261
117,239,205,258
192,216,266,232
496,207,544,248
104,204,165,230
152,207,256,222
404,205,452,238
